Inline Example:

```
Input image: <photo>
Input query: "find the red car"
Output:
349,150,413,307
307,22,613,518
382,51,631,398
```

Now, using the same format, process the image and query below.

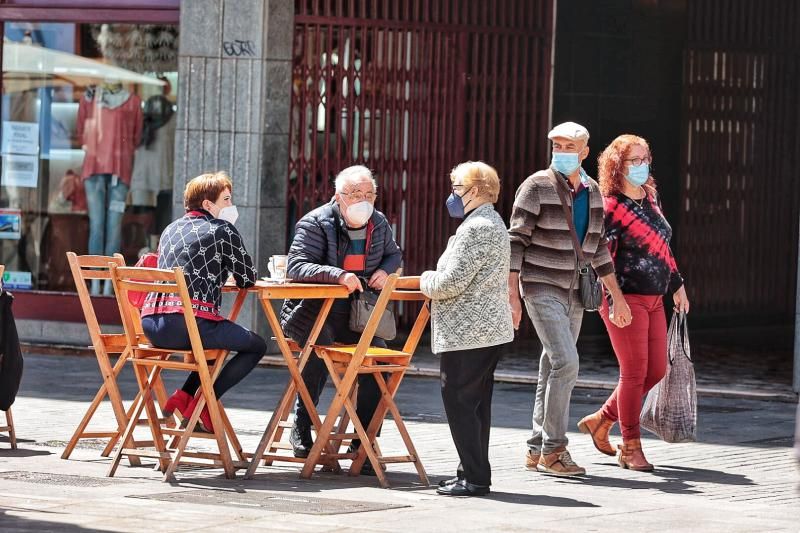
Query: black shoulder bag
553,172,603,312
349,278,397,341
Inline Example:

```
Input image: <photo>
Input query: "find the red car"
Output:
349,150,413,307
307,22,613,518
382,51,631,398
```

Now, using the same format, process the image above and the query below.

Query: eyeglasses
624,156,652,167
451,184,467,193
341,190,376,202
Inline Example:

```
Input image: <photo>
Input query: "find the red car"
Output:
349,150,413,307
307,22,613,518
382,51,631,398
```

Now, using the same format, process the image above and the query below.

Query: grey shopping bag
640,312,697,443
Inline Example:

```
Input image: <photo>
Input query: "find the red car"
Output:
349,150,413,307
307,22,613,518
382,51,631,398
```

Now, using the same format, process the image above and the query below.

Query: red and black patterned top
141,210,258,321
603,191,684,296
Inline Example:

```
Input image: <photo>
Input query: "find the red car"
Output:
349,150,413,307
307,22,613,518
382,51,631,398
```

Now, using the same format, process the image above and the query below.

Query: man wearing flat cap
508,121,631,476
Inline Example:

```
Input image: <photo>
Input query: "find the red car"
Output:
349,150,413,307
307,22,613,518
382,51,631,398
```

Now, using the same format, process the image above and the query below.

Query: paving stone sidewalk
1,354,798,532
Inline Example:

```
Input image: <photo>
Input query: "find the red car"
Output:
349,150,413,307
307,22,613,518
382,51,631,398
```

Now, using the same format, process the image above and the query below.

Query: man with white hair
508,122,632,476
280,165,402,471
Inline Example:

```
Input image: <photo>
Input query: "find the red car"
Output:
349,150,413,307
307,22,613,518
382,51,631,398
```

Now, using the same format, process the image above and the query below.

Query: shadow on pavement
550,472,703,495
1,507,104,532
651,464,755,486
485,491,599,507
0,447,53,458
171,469,435,493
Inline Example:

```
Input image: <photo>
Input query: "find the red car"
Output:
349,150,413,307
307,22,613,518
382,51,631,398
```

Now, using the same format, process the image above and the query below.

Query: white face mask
218,205,239,225
345,201,374,227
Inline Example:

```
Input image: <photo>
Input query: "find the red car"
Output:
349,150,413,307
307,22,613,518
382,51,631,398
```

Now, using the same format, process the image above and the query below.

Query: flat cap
547,121,590,142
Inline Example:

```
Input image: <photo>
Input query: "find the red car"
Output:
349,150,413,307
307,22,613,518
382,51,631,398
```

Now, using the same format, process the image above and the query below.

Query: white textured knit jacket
420,204,514,354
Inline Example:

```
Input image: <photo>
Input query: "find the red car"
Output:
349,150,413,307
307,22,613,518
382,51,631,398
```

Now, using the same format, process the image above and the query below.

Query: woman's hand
510,296,523,330
673,285,690,314
609,296,632,328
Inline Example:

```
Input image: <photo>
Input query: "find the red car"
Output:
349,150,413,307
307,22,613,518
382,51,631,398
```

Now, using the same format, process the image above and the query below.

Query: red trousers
600,294,667,440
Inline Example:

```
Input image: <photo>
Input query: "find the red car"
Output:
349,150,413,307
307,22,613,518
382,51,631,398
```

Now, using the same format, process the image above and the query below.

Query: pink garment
77,91,143,185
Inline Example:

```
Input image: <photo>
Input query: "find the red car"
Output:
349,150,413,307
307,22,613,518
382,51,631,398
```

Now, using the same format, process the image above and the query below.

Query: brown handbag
552,171,603,312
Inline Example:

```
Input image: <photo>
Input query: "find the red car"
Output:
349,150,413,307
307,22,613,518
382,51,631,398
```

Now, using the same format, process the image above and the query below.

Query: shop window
0,22,179,294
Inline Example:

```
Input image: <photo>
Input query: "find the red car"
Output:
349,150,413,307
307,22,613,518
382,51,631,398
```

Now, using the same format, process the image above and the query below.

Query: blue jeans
142,313,267,399
84,174,129,256
524,294,584,454
294,311,386,436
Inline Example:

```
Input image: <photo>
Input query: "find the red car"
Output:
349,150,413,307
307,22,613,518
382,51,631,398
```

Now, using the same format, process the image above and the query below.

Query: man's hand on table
338,272,363,293
367,269,388,290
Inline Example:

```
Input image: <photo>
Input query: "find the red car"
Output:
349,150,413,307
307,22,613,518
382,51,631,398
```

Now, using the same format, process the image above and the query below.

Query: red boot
163,389,192,418
185,395,214,433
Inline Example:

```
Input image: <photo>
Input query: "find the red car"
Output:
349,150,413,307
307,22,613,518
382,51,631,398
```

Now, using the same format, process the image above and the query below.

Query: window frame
0,0,180,324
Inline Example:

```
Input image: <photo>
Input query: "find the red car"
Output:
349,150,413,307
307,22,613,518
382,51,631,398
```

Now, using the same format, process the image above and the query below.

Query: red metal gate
678,0,800,319
288,1,554,319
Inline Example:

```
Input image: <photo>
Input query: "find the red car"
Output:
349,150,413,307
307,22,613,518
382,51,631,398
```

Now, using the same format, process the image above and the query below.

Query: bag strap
551,169,588,265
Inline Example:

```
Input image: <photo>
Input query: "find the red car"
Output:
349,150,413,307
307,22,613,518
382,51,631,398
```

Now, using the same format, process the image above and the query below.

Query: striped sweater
508,168,615,301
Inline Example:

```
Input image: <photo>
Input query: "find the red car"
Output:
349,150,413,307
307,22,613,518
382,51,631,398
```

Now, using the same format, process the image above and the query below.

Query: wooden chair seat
314,345,412,365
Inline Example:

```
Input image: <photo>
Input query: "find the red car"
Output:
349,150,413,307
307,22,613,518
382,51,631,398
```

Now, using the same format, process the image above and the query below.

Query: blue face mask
446,190,470,219
551,152,581,176
625,164,650,187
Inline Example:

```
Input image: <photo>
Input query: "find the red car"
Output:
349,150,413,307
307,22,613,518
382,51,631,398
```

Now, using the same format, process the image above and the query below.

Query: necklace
629,187,647,209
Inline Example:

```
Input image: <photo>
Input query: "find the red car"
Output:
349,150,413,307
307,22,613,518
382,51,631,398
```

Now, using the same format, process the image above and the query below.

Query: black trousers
440,344,503,487
294,311,386,440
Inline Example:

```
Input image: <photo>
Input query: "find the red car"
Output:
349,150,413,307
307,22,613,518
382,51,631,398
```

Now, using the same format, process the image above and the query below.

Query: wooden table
225,281,351,479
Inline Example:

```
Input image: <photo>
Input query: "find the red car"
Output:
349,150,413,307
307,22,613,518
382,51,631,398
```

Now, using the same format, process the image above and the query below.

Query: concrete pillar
175,0,292,341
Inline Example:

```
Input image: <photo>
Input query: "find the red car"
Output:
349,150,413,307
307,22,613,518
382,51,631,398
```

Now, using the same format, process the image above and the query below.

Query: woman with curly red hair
577,134,690,471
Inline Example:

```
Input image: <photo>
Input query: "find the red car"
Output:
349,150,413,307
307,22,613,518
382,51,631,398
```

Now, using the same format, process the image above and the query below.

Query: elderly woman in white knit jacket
421,161,514,497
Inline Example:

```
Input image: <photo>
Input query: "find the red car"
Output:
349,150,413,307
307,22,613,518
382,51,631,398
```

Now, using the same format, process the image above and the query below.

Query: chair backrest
109,264,210,365
67,252,126,345
351,273,400,362
389,276,430,355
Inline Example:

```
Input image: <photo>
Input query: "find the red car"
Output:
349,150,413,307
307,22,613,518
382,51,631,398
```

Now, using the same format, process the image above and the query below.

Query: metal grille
130,489,408,515
288,1,554,323
679,0,800,317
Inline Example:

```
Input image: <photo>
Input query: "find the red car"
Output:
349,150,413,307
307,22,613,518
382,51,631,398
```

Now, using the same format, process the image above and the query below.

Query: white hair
334,165,377,193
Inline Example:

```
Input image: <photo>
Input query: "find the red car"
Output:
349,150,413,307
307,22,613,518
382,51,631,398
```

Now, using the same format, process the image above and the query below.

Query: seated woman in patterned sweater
577,135,690,471
140,171,266,432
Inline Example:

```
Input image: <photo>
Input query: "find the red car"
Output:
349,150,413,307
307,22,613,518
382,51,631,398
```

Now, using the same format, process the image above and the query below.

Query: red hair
597,134,656,196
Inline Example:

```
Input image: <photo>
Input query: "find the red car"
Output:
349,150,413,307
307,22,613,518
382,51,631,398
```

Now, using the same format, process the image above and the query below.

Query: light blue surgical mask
551,152,581,176
625,164,650,187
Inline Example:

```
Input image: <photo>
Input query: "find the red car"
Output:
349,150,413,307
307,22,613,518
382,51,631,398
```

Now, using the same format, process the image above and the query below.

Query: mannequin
76,80,142,294
130,92,176,252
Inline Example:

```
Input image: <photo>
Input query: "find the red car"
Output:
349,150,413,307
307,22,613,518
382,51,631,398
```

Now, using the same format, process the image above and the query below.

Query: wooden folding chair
61,253,169,463
300,274,431,488
0,408,15,449
106,264,244,481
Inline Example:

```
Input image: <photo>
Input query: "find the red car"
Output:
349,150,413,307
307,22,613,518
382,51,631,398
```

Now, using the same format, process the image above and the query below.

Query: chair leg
339,389,389,488
374,373,429,485
6,409,16,450
107,365,150,477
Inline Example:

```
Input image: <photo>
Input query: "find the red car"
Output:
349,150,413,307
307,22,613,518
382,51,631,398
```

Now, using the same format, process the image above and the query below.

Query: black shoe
436,479,490,497
347,443,378,476
289,422,313,458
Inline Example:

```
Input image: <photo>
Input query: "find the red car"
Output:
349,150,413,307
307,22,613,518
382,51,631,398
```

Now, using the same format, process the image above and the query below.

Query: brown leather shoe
525,450,541,470
577,410,616,456
537,447,586,476
618,438,654,471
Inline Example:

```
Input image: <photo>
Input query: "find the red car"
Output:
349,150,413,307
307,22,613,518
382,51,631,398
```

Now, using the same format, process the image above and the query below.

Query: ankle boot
617,438,654,471
577,410,616,456
163,389,192,418
184,395,214,433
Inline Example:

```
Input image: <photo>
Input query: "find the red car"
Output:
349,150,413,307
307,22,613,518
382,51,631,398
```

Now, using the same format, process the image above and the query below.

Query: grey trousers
524,294,584,454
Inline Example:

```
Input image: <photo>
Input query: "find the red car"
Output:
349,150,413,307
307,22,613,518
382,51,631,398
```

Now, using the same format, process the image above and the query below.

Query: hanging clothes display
130,94,176,207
